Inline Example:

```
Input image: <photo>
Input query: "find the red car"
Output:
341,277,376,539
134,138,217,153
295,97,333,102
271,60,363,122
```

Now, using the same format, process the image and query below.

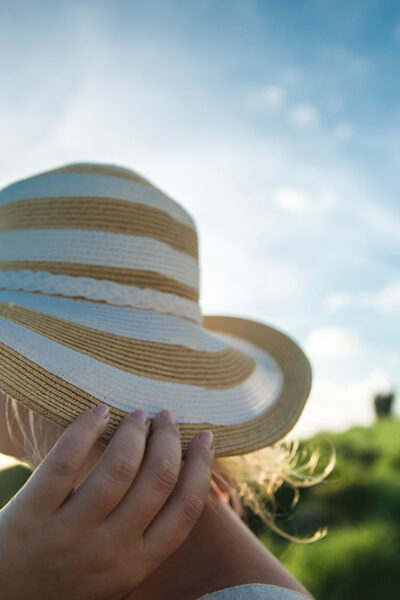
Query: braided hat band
0,163,311,457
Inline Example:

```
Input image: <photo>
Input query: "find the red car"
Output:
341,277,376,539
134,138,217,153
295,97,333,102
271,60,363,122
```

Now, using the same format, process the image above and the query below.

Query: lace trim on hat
0,270,202,324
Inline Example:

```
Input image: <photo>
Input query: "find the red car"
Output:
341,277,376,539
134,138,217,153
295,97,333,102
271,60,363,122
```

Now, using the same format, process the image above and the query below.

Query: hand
0,405,215,600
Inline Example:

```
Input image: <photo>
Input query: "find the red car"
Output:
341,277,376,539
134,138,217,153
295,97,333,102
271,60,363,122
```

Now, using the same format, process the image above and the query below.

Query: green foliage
0,464,32,509
257,419,400,599
373,390,395,419
277,521,399,600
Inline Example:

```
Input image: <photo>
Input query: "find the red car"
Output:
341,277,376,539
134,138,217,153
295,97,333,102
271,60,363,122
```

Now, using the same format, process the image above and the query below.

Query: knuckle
138,536,153,566
183,493,204,523
135,538,157,581
51,454,81,478
152,459,179,493
108,456,138,483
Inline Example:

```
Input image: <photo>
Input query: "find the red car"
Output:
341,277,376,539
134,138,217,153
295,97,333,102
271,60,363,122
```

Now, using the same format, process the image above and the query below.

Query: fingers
57,410,149,528
13,405,111,518
103,409,182,538
140,430,214,567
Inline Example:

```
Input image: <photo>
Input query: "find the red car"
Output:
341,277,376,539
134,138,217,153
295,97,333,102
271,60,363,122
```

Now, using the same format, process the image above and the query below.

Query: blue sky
0,0,399,445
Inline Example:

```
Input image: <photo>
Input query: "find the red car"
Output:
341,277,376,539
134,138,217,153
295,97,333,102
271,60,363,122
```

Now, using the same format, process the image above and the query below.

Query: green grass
256,418,400,599
269,520,399,600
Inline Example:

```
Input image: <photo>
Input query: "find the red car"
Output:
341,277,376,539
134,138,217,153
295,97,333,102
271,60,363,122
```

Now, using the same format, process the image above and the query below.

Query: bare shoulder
215,500,313,599
108,481,314,600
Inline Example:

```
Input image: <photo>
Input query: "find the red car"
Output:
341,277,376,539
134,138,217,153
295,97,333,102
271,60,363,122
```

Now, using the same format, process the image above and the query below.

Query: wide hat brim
0,290,312,458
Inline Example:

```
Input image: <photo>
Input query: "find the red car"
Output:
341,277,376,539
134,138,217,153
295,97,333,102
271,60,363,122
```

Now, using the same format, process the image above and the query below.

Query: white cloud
359,201,400,242
385,352,400,372
201,228,300,315
333,122,353,142
262,85,286,107
290,103,320,127
273,187,336,213
305,327,360,359
274,188,311,211
327,280,400,312
290,369,394,438
246,84,286,110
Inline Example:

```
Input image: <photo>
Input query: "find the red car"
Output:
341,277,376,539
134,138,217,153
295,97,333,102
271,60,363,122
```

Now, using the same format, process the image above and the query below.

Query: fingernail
93,405,110,418
159,410,176,425
132,409,149,425
196,430,214,449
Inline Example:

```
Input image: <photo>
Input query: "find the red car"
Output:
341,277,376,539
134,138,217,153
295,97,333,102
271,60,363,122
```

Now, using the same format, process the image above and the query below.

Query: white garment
197,583,310,599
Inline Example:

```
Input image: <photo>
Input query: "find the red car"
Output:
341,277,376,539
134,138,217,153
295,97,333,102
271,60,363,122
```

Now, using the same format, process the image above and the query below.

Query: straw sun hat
0,163,312,458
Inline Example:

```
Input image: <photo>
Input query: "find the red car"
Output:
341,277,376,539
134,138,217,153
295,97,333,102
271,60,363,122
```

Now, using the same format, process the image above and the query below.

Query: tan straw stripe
0,312,311,457
0,302,255,388
0,197,198,259
202,315,313,455
0,261,199,302
0,341,228,454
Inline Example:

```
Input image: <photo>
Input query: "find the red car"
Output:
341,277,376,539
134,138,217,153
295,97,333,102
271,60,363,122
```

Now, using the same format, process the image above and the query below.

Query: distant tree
373,390,396,420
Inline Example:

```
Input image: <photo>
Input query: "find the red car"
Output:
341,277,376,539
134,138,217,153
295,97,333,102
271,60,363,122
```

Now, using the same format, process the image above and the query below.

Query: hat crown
0,163,201,322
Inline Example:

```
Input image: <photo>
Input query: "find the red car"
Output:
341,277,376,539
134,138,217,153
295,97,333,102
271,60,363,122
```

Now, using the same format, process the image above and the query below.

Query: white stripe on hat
0,290,218,350
0,173,195,230
0,230,199,290
0,316,283,424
